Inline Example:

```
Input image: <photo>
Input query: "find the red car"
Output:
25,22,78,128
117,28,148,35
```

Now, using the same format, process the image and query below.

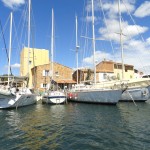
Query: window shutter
42,70,45,76
40,83,43,88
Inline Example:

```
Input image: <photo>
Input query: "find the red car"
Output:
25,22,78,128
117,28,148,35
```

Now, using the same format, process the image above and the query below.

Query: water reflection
117,102,150,149
0,102,150,149
0,104,68,149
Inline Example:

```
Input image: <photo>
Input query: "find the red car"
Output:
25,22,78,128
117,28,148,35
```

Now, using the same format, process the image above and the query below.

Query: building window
117,73,120,80
55,71,59,75
41,83,47,88
43,84,47,88
29,60,32,65
114,64,122,69
43,70,49,76
103,73,107,79
55,71,59,77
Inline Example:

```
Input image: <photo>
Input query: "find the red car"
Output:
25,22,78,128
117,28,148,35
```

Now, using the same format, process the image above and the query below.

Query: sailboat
42,9,66,104
67,0,123,105
115,0,150,102
0,0,37,109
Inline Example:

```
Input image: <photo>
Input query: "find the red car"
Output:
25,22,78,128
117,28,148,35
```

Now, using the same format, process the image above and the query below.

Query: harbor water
0,101,150,150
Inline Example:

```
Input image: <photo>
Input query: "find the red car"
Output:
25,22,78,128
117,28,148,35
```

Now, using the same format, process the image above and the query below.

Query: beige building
73,69,94,83
73,60,135,83
31,62,76,92
20,47,49,88
113,62,134,80
96,60,134,81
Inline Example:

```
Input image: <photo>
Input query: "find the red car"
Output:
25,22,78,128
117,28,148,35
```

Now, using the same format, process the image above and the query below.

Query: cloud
117,38,150,71
146,37,150,44
82,51,113,67
85,0,135,20
11,63,20,68
138,65,150,75
123,25,148,37
85,1,147,43
98,19,148,43
134,1,150,18
4,63,20,69
82,0,150,74
1,0,25,9
81,36,150,72
85,16,98,22
101,0,135,19
86,0,100,12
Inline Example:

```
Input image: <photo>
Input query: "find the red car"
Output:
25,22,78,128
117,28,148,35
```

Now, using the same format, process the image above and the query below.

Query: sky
1,0,150,75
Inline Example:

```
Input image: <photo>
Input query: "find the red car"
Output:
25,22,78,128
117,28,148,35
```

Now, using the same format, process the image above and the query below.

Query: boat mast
27,0,31,80
118,0,125,80
8,12,13,87
91,0,96,84
51,8,54,81
75,15,79,84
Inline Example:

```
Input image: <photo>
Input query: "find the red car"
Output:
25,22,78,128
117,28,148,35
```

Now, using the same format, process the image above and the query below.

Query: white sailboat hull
120,87,150,102
42,91,66,104
0,93,37,109
95,79,150,102
67,89,122,104
0,92,15,99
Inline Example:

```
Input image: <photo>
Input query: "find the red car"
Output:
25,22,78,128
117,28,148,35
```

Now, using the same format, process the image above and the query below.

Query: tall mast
91,0,96,84
8,12,13,87
118,0,124,79
51,8,54,80
27,0,31,77
75,15,79,84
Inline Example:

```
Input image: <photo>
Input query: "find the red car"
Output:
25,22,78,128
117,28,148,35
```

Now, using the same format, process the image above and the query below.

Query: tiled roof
55,79,76,84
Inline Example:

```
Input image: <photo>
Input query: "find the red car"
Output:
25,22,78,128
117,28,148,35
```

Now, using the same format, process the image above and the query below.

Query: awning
0,75,28,82
55,79,76,84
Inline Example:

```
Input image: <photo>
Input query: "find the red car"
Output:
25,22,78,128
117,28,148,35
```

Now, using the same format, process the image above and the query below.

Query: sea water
0,101,150,150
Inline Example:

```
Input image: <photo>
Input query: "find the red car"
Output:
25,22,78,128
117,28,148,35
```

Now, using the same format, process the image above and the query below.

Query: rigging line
16,2,28,49
31,27,36,88
80,0,86,60
122,0,147,74
81,1,87,67
0,16,9,40
77,0,87,82
21,3,28,47
54,13,56,65
29,0,37,89
83,11,91,64
0,16,12,75
99,0,117,62
83,4,91,68
121,0,149,74
69,15,77,69
122,0,145,43
16,1,28,51
12,14,21,61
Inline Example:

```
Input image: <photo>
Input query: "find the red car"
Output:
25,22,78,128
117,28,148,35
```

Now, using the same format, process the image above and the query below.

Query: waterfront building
72,60,136,83
20,47,49,88
96,60,135,81
31,62,76,92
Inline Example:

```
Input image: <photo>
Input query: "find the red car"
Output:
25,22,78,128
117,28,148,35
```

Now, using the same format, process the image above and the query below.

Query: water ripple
0,102,150,149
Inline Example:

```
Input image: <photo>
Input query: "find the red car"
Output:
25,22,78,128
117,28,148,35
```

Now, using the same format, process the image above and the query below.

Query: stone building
31,62,76,92
73,69,94,83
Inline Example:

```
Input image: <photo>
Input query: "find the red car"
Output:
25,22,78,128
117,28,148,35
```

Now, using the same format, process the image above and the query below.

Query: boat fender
68,93,72,99
142,90,148,96
75,93,78,99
